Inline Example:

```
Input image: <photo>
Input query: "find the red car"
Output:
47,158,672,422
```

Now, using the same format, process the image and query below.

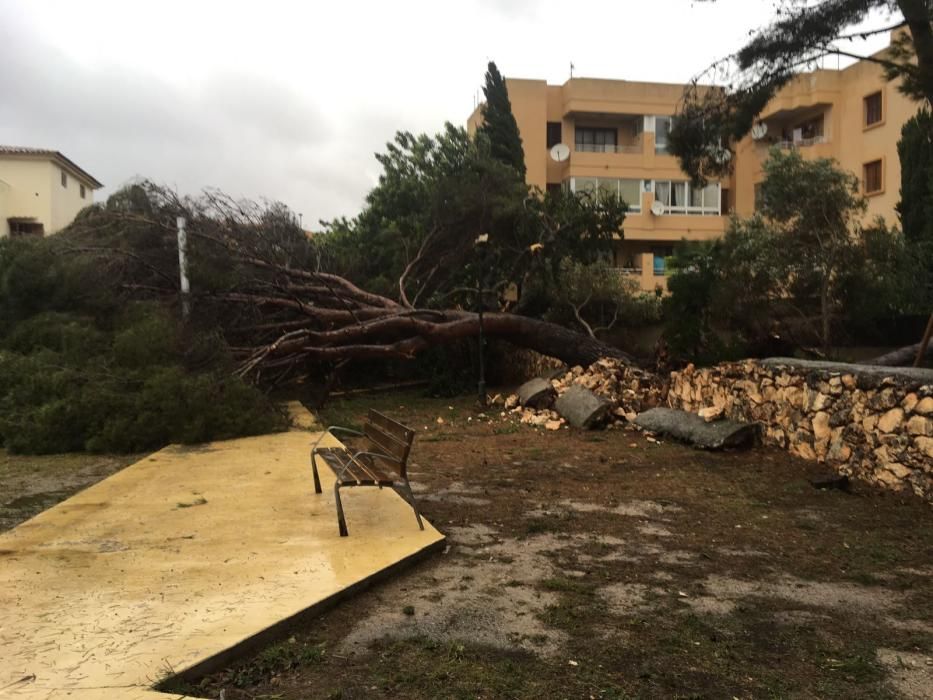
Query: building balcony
575,140,643,155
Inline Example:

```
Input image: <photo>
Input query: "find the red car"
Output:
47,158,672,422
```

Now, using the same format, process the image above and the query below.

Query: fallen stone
517,378,555,409
906,415,932,436
555,385,612,429
633,408,757,450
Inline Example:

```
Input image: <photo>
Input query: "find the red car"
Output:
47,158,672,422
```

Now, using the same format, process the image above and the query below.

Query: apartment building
0,146,102,238
469,78,727,292
732,38,918,225
468,33,918,292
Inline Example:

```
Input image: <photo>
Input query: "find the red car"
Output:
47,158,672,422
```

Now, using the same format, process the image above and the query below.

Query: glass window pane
690,184,704,207
619,180,640,209
597,178,616,196
575,177,598,194
672,182,686,207
704,183,719,209
655,181,670,206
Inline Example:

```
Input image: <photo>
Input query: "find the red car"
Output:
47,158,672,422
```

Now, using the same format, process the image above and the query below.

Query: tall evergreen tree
478,61,527,180
897,109,933,247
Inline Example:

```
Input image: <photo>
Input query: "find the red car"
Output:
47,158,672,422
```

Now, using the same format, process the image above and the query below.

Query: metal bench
310,409,424,537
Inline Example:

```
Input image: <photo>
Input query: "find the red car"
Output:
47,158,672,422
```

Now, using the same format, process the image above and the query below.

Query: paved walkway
0,406,444,699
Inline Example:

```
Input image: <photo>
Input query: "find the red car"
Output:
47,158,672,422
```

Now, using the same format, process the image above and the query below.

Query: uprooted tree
55,180,633,392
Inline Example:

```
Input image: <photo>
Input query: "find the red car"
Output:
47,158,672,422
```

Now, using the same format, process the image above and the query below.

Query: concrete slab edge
159,534,447,695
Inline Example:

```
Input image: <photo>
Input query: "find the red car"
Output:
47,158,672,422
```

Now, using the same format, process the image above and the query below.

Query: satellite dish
549,143,570,162
751,122,768,140
650,200,665,216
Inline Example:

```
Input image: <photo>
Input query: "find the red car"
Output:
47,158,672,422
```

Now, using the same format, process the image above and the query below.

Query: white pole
176,216,190,319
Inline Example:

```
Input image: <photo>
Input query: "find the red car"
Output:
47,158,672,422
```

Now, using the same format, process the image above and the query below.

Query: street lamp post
475,234,489,408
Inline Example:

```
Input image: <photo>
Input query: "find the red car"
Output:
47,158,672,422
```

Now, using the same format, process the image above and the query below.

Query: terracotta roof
0,146,103,188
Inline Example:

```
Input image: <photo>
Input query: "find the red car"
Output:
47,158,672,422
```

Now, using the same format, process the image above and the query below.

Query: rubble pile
498,358,665,429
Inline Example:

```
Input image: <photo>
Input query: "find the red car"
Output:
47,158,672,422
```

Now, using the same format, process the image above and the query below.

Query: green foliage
0,234,285,455
478,61,526,179
664,149,913,360
895,108,933,301
319,123,626,315
543,260,642,338
670,1,933,184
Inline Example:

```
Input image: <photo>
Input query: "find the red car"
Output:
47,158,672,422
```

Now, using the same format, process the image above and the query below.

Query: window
618,179,641,211
863,159,883,194
546,122,562,148
570,177,641,211
654,180,687,213
9,220,44,237
79,184,86,199
754,183,765,211
546,182,562,196
864,91,883,127
575,126,617,153
654,180,720,215
61,170,67,188
655,116,673,154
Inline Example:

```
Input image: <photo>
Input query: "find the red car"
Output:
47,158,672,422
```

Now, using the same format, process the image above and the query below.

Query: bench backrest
365,409,415,478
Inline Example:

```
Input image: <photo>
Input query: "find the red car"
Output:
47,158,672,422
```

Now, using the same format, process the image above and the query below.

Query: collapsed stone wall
667,358,933,501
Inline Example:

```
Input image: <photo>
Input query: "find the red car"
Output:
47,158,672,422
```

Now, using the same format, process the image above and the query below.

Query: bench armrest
312,425,365,451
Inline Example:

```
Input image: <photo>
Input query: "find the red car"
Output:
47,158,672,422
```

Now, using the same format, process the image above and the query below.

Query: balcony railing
775,135,828,149
575,141,643,154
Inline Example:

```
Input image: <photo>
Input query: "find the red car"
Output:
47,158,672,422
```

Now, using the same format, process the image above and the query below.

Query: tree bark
868,341,933,366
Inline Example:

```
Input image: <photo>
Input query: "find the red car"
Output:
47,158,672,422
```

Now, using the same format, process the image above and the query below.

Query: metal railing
575,141,643,154
776,135,828,149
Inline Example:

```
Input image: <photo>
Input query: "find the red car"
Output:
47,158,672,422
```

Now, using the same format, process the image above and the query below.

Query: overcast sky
0,0,896,226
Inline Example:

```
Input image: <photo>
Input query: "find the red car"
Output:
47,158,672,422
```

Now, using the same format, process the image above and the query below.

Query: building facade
468,33,918,292
0,147,102,238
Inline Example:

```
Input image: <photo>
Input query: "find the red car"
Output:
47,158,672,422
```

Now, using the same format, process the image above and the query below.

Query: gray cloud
0,6,404,224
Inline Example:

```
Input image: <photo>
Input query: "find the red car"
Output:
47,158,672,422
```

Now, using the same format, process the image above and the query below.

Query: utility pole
176,216,190,320
475,234,489,407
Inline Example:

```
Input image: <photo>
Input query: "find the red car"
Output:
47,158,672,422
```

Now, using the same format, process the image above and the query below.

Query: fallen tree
57,183,633,392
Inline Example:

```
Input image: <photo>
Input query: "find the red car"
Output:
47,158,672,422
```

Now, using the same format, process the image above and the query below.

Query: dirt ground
5,390,932,699
0,450,138,531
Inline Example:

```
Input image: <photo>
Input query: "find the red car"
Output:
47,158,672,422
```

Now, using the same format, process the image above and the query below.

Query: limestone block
812,411,831,441
906,415,932,437
915,397,933,415
902,393,919,413
878,408,905,433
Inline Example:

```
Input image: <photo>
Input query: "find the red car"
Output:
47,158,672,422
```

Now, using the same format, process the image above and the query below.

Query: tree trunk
868,341,933,366
820,277,831,355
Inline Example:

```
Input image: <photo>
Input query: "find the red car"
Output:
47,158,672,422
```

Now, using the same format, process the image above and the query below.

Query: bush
0,235,286,454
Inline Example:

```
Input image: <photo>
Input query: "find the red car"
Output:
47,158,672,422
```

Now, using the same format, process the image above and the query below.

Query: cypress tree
896,109,933,248
478,61,526,180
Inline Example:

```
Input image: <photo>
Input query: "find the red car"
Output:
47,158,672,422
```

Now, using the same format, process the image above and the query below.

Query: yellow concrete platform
0,420,444,699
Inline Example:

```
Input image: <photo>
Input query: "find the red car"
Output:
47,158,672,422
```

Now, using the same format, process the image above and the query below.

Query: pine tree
478,61,526,180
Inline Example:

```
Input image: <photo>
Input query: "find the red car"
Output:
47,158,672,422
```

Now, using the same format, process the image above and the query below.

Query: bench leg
334,483,349,537
310,449,323,494
398,479,425,531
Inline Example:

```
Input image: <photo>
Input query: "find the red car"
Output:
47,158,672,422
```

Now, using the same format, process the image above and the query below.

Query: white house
0,146,103,237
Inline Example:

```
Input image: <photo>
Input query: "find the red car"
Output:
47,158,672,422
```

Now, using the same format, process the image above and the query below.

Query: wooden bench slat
363,423,407,462
369,409,414,443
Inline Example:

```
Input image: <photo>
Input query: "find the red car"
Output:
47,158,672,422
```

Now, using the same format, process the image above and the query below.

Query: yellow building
468,33,919,292
732,38,919,224
0,146,102,238
469,78,726,292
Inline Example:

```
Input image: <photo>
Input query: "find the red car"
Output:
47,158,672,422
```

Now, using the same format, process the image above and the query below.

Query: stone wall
667,358,933,501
